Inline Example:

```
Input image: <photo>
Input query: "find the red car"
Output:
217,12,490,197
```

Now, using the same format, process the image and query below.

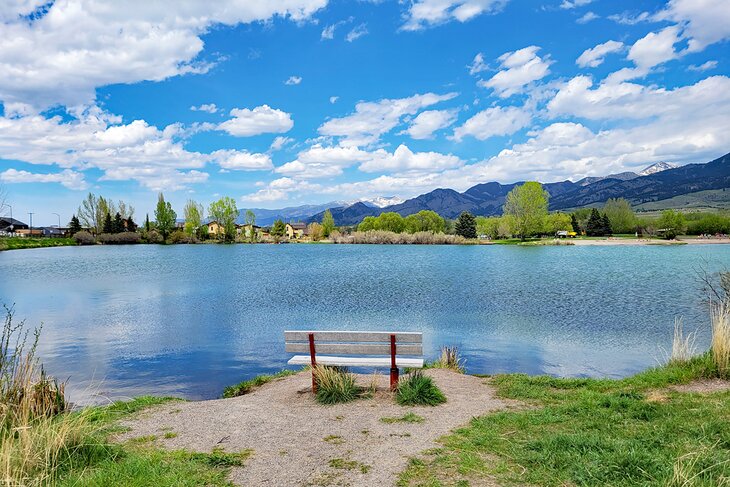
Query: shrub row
331,230,468,245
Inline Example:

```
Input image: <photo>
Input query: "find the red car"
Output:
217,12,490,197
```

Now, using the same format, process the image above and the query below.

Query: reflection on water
1,243,727,403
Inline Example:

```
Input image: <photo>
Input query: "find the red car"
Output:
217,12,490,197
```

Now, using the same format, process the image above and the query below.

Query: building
41,226,70,237
0,217,29,234
285,222,307,240
238,224,261,239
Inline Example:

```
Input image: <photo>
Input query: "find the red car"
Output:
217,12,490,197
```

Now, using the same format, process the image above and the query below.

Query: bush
145,229,163,244
73,231,95,245
313,366,361,405
427,346,465,373
396,370,446,406
331,230,467,245
97,232,141,245
169,230,197,244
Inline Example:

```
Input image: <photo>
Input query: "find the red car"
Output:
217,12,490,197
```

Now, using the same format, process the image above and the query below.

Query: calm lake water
1,244,728,403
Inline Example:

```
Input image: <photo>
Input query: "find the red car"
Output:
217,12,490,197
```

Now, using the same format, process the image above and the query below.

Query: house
238,224,261,239
0,217,29,234
285,222,307,240
206,220,224,237
41,226,69,237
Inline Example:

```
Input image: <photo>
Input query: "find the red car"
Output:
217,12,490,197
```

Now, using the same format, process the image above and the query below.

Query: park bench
284,331,424,392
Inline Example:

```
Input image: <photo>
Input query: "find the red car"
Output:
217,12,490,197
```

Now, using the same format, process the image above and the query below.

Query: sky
0,0,729,226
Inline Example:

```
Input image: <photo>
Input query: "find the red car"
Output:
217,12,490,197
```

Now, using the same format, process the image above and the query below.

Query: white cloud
688,60,718,71
358,145,462,173
190,103,218,113
401,0,509,31
468,53,488,75
405,109,458,139
0,0,328,110
276,145,373,179
560,0,593,9
269,136,294,151
479,46,551,97
329,96,339,104
607,11,650,25
318,92,458,146
576,11,599,24
284,75,302,85
0,168,88,190
218,105,294,137
321,24,337,40
452,105,531,141
576,40,624,68
212,150,273,171
657,0,730,52
628,26,682,70
346,23,368,42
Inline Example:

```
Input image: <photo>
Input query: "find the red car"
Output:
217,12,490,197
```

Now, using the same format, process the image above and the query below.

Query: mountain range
246,153,730,227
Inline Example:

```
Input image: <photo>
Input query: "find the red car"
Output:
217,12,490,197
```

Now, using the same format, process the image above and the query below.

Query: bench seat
287,355,424,368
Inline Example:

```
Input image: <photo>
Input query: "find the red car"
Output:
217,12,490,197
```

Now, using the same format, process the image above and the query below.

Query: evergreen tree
68,215,82,235
112,212,124,233
571,214,580,233
586,208,604,236
454,211,477,239
601,214,613,236
271,219,286,243
145,213,150,232
126,217,137,233
102,212,113,234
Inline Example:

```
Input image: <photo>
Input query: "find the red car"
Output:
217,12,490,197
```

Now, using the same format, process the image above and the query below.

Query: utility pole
28,212,34,237
52,212,60,236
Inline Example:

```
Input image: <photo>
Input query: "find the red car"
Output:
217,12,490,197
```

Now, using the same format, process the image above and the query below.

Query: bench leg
390,367,399,391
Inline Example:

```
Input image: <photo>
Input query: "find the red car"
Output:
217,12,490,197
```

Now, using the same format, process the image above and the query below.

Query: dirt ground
118,369,517,486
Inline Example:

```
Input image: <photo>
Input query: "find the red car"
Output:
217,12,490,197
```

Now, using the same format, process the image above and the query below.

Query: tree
68,215,82,235
586,208,605,236
112,212,124,233
125,217,137,233
307,222,324,241
145,214,151,232
271,219,286,242
657,210,686,239
545,212,573,234
183,200,204,237
358,216,378,232
404,210,445,234
102,212,113,234
503,182,549,240
601,214,613,236
454,211,477,239
321,209,335,237
77,193,101,233
571,214,580,233
376,212,405,233
154,193,177,240
603,198,637,234
476,216,500,239
208,197,238,242
245,210,256,243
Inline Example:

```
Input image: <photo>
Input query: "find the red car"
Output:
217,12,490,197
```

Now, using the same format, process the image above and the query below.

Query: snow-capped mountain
639,161,679,176
363,196,406,208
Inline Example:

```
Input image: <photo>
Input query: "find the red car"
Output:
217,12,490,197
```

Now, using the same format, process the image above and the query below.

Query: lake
1,244,728,403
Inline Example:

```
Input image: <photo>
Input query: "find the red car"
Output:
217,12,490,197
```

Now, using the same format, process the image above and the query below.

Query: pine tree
601,214,613,236
69,215,82,235
571,214,580,233
126,217,137,233
145,214,150,232
102,212,113,234
112,212,124,233
586,208,604,236
454,211,477,239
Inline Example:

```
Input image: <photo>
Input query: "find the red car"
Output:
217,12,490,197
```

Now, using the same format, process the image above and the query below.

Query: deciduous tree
183,200,204,237
322,209,335,237
503,182,549,240
658,210,686,239
154,193,177,241
603,198,637,234
271,219,286,242
208,197,238,242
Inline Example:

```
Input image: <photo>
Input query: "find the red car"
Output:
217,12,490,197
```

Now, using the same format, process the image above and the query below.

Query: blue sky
0,0,728,225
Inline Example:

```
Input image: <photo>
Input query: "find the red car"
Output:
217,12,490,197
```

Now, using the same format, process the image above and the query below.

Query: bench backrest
284,331,423,356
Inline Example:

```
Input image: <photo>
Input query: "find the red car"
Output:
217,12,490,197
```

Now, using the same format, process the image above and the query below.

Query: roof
0,217,27,226
288,222,307,230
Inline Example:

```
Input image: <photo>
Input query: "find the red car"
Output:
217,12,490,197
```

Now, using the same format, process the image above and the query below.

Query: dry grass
331,231,468,245
669,317,698,364
710,304,730,378
427,346,466,373
312,366,362,405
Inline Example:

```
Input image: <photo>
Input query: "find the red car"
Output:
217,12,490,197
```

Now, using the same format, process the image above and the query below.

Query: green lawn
399,354,730,487
0,237,75,251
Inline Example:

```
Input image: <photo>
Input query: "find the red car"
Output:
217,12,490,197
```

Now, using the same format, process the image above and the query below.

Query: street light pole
28,212,34,237
52,212,60,236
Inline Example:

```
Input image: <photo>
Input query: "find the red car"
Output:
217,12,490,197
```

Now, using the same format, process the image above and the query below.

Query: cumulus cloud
576,40,624,68
688,60,718,71
284,75,302,85
318,92,458,146
358,145,462,173
479,46,551,97
404,109,458,139
560,0,593,9
270,136,294,151
218,105,294,137
576,12,599,24
329,96,339,104
605,26,683,83
452,105,531,141
401,0,509,31
468,53,489,75
0,0,328,110
607,11,650,25
190,103,218,113
657,0,730,52
346,23,368,42
0,168,88,190
212,150,273,171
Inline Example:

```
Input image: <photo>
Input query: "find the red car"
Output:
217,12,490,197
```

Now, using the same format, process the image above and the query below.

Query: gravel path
118,369,515,486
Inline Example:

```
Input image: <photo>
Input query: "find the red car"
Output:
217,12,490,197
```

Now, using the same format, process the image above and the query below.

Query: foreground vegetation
0,237,75,251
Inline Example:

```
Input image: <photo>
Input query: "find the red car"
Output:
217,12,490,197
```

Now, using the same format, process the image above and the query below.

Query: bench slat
284,331,422,343
285,342,422,356
287,355,424,368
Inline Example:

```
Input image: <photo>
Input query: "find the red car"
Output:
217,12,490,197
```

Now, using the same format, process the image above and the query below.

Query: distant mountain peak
364,195,406,208
639,161,678,176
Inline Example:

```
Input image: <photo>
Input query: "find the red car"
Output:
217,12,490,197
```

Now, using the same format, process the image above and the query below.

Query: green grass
222,369,297,398
396,371,447,407
329,458,371,473
381,412,426,424
313,366,365,405
0,237,75,251
398,354,730,487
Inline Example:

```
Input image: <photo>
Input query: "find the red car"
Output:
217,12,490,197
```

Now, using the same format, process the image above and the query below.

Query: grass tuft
380,412,425,424
396,371,446,407
668,317,698,364
426,346,466,373
222,369,297,398
313,366,362,405
711,303,730,378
